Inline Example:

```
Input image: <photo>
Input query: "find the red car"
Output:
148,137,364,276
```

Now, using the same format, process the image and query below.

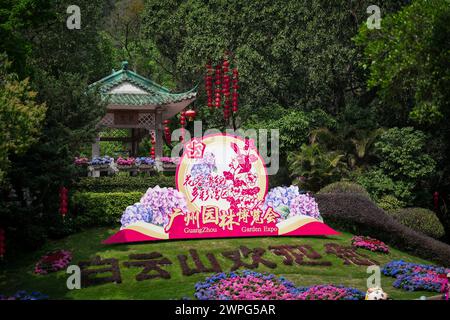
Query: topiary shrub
318,181,370,198
71,192,143,227
376,195,405,211
75,174,175,193
388,208,445,240
315,193,450,266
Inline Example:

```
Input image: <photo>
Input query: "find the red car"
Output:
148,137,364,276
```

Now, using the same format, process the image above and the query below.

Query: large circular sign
176,133,268,213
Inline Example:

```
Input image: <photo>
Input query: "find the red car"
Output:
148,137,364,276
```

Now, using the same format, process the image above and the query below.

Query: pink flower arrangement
74,157,88,165
116,157,135,166
297,285,365,300
351,236,389,253
34,250,72,275
195,271,301,300
159,157,180,164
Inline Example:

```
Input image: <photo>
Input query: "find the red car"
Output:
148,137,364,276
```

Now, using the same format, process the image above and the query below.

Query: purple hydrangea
120,203,153,228
263,186,321,221
140,186,188,227
290,193,321,220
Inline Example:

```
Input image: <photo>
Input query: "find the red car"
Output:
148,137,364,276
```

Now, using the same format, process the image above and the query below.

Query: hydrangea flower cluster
120,186,188,228
116,157,135,166
190,152,217,178
135,157,155,166
297,284,365,300
194,270,302,300
34,250,72,275
289,193,321,220
382,260,450,292
263,186,321,221
351,236,389,253
120,203,152,227
0,291,48,300
89,156,113,166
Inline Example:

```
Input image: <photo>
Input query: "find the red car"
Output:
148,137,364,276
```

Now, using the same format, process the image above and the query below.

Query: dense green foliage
388,208,445,240
0,56,46,184
72,192,143,227
1,0,450,255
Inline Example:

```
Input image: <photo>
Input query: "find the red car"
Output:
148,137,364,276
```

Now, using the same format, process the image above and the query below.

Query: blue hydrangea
120,203,153,228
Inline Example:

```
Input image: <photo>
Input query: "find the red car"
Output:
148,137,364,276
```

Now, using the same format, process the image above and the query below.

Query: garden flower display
297,284,365,300
88,156,113,166
289,193,322,220
159,157,180,164
351,236,389,253
263,186,321,221
135,157,155,166
34,250,72,275
194,270,302,300
120,186,188,228
0,291,48,300
120,203,153,228
382,260,450,292
74,157,88,165
116,157,135,166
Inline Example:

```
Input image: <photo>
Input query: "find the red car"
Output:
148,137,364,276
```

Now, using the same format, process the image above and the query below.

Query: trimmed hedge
388,208,445,240
317,181,371,199
316,193,450,266
71,192,143,227
75,174,175,193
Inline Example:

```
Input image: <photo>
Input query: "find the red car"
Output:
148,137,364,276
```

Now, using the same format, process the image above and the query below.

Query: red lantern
434,192,439,210
0,228,5,259
185,109,196,121
59,186,68,218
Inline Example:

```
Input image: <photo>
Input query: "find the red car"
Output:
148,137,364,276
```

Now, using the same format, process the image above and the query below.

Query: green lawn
0,228,439,300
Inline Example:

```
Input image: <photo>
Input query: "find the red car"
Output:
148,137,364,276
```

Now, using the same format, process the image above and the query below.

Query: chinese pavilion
89,61,197,161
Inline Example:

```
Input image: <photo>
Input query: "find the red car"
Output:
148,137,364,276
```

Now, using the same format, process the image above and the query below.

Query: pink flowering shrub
351,236,389,253
34,250,72,275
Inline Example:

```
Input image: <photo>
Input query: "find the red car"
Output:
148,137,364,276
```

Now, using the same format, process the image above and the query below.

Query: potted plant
116,157,137,170
88,156,113,170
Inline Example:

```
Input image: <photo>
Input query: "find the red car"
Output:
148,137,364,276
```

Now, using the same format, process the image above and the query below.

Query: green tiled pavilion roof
89,61,197,106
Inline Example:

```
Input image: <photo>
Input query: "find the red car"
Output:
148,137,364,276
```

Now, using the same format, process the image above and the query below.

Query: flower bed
351,236,389,253
160,157,179,170
297,284,365,300
116,157,137,170
194,270,302,300
89,156,113,169
194,270,366,300
263,186,321,221
34,250,72,275
136,157,155,169
74,157,89,166
0,291,48,300
382,260,450,292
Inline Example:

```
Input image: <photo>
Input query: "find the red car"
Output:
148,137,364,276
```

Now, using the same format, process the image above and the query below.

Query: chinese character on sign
185,138,206,159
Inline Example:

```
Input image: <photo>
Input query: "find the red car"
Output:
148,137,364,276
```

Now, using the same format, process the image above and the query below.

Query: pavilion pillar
155,109,163,158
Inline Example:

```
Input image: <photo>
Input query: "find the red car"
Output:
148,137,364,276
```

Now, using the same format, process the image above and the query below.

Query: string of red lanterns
179,111,186,142
59,186,68,219
0,228,5,259
205,63,213,108
204,55,239,120
150,131,156,159
164,119,171,145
